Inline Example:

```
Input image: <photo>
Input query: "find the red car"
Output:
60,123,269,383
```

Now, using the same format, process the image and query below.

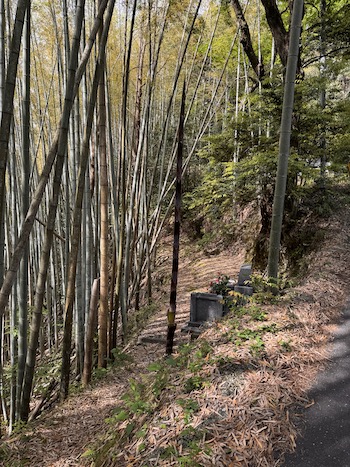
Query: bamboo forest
1,0,350,465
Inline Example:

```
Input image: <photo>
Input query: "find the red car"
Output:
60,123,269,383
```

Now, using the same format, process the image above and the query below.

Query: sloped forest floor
2,203,350,466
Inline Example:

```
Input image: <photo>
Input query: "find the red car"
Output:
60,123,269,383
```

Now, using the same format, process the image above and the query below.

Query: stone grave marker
234,263,253,296
182,292,223,337
190,292,224,323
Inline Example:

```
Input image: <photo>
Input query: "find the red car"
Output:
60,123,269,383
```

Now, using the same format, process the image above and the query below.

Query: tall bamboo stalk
267,0,304,281
60,0,115,399
0,0,29,252
17,0,30,419
98,0,109,369
115,0,138,337
166,81,185,356
83,278,100,386
319,0,326,186
20,0,87,420
0,0,5,435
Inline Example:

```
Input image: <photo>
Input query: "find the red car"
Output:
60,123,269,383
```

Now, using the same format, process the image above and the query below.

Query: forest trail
137,239,245,345
3,239,245,466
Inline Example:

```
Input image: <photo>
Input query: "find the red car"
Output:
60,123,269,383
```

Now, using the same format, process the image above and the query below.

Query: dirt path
2,241,245,466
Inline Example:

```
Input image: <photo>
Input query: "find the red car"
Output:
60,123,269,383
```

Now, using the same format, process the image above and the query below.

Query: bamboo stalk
166,81,185,356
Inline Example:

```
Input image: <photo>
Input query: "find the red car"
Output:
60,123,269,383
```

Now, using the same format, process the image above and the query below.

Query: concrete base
234,285,254,296
190,292,224,322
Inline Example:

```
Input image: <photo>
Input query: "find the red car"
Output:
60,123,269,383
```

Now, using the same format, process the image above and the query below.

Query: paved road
284,303,350,467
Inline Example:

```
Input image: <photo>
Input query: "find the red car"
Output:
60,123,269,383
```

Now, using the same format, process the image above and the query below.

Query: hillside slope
1,239,245,466
2,201,350,466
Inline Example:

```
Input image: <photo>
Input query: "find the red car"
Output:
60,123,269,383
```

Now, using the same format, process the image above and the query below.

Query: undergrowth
84,286,294,466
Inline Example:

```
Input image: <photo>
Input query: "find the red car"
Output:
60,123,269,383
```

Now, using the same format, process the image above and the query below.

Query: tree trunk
17,0,30,419
20,0,87,420
114,0,138,339
260,0,289,68
319,0,326,186
83,278,100,386
166,82,185,356
60,0,115,399
231,0,264,80
98,0,108,369
267,0,304,281
0,0,29,250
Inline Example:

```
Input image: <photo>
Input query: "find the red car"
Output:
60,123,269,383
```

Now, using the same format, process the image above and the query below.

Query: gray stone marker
237,264,252,286
190,292,224,323
235,264,253,296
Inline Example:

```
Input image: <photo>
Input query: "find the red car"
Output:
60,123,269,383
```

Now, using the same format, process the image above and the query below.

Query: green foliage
184,375,205,393
247,273,293,301
106,408,129,423
10,420,27,435
249,336,265,356
208,272,230,295
31,354,61,398
81,449,95,459
222,315,279,357
125,302,158,340
167,340,213,372
110,347,134,366
279,339,292,352
92,367,108,381
176,398,200,424
159,444,178,460
247,305,267,322
121,380,154,415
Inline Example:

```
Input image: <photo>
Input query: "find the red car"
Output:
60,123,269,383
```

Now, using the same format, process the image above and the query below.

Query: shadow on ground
283,303,350,467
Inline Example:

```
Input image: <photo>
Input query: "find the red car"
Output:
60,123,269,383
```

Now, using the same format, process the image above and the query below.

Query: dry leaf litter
2,209,350,467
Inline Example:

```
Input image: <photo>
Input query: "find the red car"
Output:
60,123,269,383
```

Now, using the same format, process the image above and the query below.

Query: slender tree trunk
20,0,87,420
0,0,5,292
260,0,289,68
17,0,30,419
98,0,109,369
62,0,70,296
60,0,115,399
9,132,18,432
115,0,138,338
7,125,19,433
0,0,109,323
0,0,29,249
122,35,145,324
0,0,5,436
319,0,326,186
267,0,304,281
83,278,100,386
166,82,185,356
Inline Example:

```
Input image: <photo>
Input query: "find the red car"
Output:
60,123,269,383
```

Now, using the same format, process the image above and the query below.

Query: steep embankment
1,239,245,466
2,202,350,466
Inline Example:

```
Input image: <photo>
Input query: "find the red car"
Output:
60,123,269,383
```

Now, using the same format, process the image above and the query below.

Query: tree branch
231,0,264,81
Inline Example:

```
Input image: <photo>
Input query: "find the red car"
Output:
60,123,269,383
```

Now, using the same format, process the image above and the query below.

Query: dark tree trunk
166,82,186,356
260,0,289,67
252,186,274,270
231,0,264,81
